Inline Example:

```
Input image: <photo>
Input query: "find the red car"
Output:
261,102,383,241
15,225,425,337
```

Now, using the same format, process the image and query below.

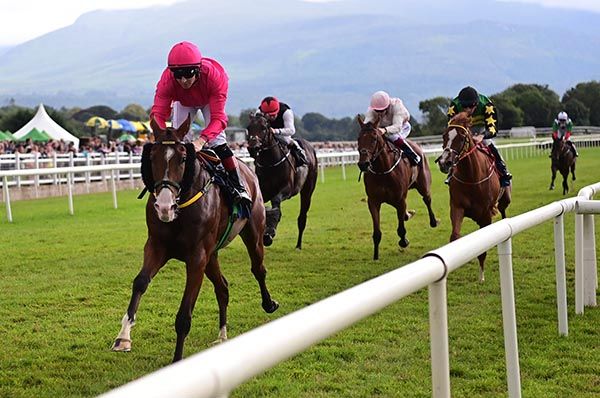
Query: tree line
1,81,599,141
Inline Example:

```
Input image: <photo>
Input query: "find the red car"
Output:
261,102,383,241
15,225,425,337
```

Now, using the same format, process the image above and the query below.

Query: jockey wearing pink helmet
150,41,251,204
364,90,421,166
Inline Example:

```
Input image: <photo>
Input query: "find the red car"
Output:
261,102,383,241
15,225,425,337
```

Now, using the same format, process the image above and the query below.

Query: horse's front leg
173,253,208,362
264,197,283,247
204,253,229,344
571,162,576,181
112,241,167,352
367,198,382,260
449,206,464,242
396,200,410,248
476,215,493,283
549,166,557,190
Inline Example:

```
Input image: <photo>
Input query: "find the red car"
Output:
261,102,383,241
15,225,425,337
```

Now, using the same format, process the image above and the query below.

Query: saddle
476,143,494,160
196,149,251,218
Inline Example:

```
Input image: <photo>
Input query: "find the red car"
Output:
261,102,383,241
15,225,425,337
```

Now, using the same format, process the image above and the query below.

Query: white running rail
98,182,600,398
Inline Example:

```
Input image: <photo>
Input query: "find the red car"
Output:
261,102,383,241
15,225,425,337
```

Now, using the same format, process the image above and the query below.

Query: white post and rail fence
1,146,598,397
94,182,599,398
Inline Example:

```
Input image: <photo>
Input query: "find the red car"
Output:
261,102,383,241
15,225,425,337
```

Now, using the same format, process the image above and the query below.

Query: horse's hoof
111,338,131,352
263,300,279,313
405,210,416,221
210,337,227,346
399,239,409,248
431,218,440,228
549,186,554,190
263,235,273,246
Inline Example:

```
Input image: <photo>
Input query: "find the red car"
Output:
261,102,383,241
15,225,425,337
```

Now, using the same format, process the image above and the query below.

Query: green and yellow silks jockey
446,86,512,187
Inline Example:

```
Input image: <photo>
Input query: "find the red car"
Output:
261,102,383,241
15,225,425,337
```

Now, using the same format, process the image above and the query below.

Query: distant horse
111,117,278,362
435,112,511,282
356,114,439,260
246,113,318,249
549,138,576,195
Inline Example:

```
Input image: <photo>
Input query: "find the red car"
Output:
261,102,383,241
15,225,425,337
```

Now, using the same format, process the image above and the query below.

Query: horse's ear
356,114,365,127
175,114,192,141
150,117,165,141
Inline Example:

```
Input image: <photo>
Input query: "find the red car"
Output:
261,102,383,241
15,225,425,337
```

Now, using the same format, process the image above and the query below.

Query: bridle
358,128,401,175
440,124,495,185
142,139,212,209
441,124,479,167
247,115,293,169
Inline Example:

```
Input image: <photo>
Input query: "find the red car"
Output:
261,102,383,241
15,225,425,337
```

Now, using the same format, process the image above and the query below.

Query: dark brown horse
435,112,511,282
246,113,318,249
111,117,278,362
549,138,576,195
356,114,439,260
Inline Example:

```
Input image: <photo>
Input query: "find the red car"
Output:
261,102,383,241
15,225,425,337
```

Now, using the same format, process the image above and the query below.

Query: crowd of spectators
0,136,146,157
0,136,358,158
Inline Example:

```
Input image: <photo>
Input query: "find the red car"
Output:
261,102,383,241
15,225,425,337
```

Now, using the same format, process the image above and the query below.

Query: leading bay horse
246,113,318,249
549,138,576,195
435,112,511,282
356,114,439,260
111,116,279,362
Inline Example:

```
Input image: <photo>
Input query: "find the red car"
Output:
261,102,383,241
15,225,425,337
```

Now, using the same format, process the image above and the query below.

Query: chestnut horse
246,113,318,249
549,137,576,195
356,114,439,260
435,112,511,282
111,117,279,362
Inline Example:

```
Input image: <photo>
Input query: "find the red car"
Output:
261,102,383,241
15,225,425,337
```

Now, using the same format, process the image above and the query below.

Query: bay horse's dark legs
549,165,557,190
562,170,569,195
204,254,229,343
571,161,576,181
173,256,207,362
112,241,168,352
296,168,317,250
396,204,409,248
367,198,382,260
240,222,279,314
413,159,439,228
264,197,283,247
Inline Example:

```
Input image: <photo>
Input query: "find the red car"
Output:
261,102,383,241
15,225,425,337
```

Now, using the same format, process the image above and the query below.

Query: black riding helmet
458,86,479,108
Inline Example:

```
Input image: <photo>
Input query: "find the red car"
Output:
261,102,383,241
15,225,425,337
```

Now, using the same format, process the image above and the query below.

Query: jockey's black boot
488,143,512,187
394,138,421,166
227,168,252,205
289,140,308,167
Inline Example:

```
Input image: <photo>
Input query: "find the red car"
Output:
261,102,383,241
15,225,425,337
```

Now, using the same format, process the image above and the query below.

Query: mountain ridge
1,0,599,117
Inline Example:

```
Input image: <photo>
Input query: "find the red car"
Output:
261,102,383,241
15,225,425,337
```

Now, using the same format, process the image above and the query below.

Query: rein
249,123,293,169
142,140,212,209
444,124,495,185
360,134,402,175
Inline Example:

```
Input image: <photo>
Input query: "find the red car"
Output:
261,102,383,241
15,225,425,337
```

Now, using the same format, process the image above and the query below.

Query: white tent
13,104,80,148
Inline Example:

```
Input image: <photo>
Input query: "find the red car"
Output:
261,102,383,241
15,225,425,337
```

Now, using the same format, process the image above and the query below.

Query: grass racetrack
1,148,599,397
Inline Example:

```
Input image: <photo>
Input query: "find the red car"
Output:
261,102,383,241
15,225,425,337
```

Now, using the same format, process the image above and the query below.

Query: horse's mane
448,111,472,128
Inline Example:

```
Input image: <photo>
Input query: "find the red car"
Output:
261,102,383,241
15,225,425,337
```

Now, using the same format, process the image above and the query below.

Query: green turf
0,149,599,397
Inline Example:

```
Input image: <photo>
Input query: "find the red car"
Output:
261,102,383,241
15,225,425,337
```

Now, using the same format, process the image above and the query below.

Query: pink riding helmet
167,41,202,67
370,91,391,111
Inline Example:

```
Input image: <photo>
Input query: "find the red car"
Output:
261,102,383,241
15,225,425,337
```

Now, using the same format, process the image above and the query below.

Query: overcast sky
1,0,599,46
